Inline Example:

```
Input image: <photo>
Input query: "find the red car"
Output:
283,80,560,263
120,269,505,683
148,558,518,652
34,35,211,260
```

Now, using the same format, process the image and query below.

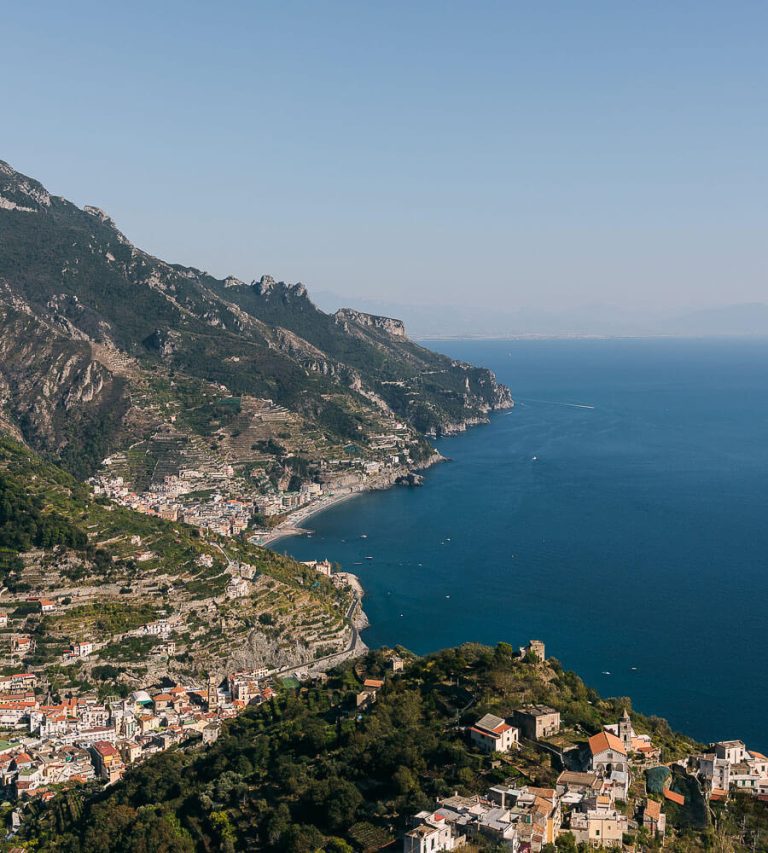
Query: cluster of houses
407,641,768,850
0,668,273,812
687,739,768,801
414,705,663,851
91,470,256,537
405,773,657,853
91,415,418,539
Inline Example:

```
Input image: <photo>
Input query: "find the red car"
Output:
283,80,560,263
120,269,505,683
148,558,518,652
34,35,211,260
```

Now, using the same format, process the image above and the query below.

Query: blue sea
273,338,768,749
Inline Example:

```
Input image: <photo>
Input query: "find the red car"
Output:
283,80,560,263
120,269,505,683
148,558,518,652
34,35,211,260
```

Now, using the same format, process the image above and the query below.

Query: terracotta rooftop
664,789,685,806
588,731,626,756
645,799,662,820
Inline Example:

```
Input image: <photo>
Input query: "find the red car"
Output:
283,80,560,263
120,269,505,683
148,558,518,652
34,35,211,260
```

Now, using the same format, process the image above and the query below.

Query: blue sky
2,1,766,313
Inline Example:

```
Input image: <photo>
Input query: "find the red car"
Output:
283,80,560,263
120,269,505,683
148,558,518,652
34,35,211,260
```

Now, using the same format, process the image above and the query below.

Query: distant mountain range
313,291,768,340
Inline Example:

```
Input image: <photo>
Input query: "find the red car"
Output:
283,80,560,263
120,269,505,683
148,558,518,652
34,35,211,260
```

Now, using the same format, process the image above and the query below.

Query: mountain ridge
0,160,511,498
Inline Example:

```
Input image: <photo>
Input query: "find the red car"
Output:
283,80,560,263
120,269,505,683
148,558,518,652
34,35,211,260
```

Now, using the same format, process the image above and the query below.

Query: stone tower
618,708,632,752
207,674,219,710
524,640,546,662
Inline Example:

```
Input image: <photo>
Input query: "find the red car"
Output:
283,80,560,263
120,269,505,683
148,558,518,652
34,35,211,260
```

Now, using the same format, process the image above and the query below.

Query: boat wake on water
518,398,595,409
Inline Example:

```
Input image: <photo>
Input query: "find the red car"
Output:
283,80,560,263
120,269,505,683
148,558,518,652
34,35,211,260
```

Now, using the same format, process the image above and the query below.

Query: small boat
360,534,368,539
532,455,538,461
365,556,373,560
602,671,611,676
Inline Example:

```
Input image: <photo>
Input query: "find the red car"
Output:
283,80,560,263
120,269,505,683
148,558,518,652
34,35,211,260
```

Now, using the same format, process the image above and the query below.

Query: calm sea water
274,339,768,749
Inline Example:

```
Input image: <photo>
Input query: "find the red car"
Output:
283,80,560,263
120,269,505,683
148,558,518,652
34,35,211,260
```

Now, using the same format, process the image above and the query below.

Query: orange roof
710,788,728,802
469,726,498,739
645,800,662,820
153,693,173,702
528,787,556,799
94,742,119,757
363,678,384,688
588,731,626,756
750,751,768,760
14,753,32,764
664,789,685,806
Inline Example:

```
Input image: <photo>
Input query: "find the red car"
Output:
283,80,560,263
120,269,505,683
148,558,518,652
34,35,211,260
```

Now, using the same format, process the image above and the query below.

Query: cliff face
334,308,407,338
0,159,512,477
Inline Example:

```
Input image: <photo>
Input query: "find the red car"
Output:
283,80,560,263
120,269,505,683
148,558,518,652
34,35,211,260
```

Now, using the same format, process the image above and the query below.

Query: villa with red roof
469,713,519,753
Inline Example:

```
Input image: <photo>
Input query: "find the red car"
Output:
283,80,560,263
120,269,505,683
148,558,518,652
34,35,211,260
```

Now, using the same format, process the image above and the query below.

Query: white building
469,714,519,754
586,732,629,799
404,812,465,853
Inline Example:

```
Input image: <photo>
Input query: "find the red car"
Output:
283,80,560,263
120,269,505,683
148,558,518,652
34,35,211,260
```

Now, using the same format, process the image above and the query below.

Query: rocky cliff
334,308,407,338
0,159,512,480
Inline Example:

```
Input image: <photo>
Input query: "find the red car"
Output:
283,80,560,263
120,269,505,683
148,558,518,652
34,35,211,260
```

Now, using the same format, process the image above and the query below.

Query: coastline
254,406,513,550
254,450,448,549
255,488,369,548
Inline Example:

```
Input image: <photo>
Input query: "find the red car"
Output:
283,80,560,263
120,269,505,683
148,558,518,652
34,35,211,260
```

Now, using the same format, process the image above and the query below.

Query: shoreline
254,450,448,549
255,488,369,548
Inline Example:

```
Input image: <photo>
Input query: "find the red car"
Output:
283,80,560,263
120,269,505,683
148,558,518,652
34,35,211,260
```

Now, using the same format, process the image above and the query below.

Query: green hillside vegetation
0,161,511,480
0,435,341,597
0,436,353,691
18,643,742,853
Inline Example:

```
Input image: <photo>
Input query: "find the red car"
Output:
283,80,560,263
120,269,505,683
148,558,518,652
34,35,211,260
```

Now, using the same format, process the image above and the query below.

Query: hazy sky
3,1,766,313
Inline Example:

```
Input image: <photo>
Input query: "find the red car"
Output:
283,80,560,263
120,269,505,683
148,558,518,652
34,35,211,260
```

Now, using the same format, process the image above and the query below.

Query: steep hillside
0,160,511,487
17,644,726,853
0,435,358,690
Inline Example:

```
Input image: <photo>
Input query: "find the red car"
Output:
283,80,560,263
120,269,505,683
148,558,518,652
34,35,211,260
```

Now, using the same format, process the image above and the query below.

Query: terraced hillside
0,436,359,696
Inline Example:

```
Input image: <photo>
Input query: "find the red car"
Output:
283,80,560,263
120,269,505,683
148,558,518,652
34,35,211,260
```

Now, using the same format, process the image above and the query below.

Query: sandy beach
252,488,366,548
254,452,445,549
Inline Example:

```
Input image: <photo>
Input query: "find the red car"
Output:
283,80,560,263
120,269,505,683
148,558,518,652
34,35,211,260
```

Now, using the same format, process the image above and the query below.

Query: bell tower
207,674,219,710
618,708,632,752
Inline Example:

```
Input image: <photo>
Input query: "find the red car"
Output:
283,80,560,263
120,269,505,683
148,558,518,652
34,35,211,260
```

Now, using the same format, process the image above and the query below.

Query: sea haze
273,338,768,749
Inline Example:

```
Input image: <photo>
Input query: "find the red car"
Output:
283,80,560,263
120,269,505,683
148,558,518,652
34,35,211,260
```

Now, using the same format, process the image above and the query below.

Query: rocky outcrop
394,471,424,486
334,308,407,338
254,275,308,301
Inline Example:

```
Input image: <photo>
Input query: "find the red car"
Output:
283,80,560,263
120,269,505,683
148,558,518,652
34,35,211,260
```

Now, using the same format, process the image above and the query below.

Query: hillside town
0,666,274,834
90,417,421,541
405,642,768,851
